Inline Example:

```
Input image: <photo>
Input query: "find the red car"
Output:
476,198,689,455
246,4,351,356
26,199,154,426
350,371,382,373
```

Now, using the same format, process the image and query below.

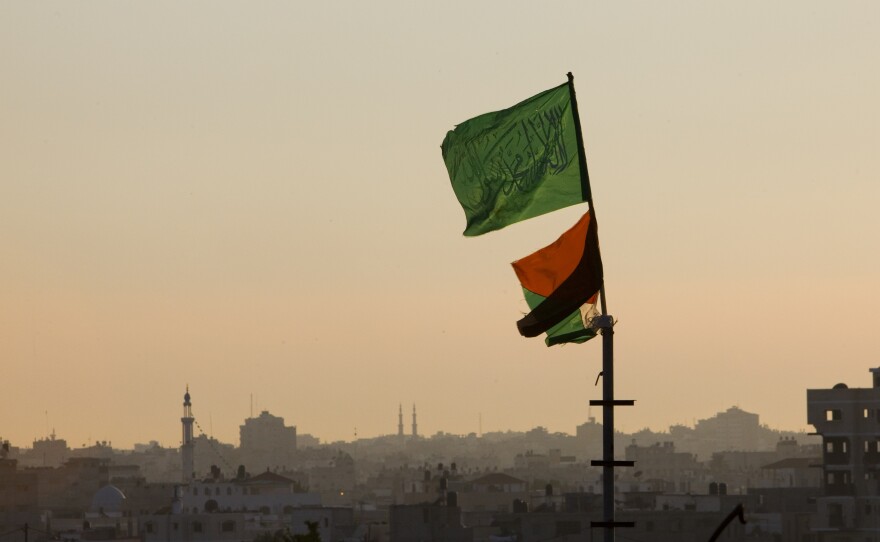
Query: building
807,367,880,541
624,441,703,494
142,507,356,542
389,497,471,542
695,406,762,453
239,411,297,472
0,459,41,542
29,433,69,468
180,470,319,514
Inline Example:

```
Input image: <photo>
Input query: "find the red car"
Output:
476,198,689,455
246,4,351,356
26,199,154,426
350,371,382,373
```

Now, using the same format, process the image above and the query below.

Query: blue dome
91,484,126,514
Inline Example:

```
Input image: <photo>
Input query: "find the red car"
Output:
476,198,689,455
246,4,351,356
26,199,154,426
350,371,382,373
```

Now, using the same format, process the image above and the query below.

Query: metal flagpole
566,72,635,541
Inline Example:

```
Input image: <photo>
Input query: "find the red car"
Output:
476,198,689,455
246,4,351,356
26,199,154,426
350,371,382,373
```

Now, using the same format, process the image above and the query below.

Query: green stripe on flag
523,289,596,347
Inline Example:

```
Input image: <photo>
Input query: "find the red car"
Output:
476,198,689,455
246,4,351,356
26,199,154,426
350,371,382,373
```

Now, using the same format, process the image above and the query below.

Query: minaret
397,404,404,437
411,404,418,438
181,386,195,482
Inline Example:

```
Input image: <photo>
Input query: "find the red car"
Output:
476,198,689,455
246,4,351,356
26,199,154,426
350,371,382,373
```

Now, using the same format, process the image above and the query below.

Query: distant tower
397,404,404,437
181,386,195,482
412,404,418,438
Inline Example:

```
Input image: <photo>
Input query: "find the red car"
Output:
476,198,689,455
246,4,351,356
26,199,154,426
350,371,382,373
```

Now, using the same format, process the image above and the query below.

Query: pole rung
591,460,635,467
589,400,635,406
591,521,636,529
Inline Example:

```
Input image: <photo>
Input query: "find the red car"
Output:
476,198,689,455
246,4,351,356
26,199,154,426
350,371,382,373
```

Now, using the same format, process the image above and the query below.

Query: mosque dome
91,484,126,514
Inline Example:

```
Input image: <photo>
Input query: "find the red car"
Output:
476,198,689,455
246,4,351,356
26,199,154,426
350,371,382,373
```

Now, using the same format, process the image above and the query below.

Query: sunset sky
1,2,878,449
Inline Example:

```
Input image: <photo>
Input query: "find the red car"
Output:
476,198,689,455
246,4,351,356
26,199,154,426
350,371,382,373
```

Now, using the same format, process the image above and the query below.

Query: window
826,409,842,421
865,409,871,419
192,522,203,533
193,487,199,496
172,523,179,532
227,487,232,496
221,521,235,533
144,522,154,534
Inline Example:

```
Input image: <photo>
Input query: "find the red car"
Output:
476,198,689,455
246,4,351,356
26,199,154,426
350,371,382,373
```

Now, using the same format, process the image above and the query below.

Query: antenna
45,410,49,438
250,394,253,418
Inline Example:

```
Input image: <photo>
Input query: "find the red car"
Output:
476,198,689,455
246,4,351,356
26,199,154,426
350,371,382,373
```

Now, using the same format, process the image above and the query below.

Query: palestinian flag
512,211,603,346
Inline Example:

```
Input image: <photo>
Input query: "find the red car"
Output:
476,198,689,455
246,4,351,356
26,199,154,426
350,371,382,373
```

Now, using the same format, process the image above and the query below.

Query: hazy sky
1,2,878,450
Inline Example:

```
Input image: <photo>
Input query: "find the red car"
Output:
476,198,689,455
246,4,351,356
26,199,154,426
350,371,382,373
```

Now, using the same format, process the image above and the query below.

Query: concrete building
239,411,297,472
389,498,471,542
748,486,822,542
29,433,68,468
142,507,356,542
757,457,822,489
0,459,41,542
695,406,762,453
807,367,880,541
624,441,703,494
180,470,319,514
307,452,356,506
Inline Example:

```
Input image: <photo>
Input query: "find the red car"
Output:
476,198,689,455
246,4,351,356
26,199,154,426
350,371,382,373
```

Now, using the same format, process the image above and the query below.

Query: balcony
824,452,850,465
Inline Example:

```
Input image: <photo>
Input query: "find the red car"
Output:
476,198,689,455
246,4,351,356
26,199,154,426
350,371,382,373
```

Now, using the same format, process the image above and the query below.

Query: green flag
441,81,588,236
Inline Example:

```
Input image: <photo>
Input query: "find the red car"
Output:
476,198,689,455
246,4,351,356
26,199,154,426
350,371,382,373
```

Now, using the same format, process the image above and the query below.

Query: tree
292,521,321,542
252,522,320,542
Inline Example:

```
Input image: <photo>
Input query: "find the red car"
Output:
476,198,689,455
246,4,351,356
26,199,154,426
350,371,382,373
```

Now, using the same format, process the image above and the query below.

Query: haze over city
2,2,878,450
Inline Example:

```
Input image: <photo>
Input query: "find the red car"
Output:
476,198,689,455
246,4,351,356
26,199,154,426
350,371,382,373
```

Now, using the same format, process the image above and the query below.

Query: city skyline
15,391,815,450
2,3,878,450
